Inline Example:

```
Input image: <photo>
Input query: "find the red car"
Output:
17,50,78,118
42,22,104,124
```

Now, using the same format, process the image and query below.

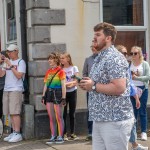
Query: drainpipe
20,0,29,103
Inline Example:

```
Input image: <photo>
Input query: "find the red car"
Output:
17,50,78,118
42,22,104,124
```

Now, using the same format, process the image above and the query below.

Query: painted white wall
50,0,100,109
0,0,6,51
14,0,22,58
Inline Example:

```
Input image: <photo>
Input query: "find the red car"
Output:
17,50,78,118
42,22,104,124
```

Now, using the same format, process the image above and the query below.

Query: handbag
136,87,145,98
21,76,29,94
43,69,61,105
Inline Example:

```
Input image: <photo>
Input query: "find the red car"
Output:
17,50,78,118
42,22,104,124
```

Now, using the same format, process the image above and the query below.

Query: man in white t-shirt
0,44,26,143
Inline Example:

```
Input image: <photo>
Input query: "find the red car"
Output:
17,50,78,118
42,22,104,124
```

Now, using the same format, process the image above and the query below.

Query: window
101,0,150,105
115,31,146,58
100,0,148,60
6,0,17,42
103,0,144,26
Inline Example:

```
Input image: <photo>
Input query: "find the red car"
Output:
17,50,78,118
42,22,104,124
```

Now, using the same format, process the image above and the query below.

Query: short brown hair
48,52,60,66
94,22,117,44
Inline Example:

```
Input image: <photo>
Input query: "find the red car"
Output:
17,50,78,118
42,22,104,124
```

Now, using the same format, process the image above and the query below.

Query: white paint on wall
50,0,100,109
0,0,6,51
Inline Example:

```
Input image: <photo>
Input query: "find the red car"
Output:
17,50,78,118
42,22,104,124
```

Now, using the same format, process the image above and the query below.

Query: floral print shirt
88,45,134,122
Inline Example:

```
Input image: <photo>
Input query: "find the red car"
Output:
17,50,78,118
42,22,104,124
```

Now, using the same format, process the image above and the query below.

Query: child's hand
61,98,66,106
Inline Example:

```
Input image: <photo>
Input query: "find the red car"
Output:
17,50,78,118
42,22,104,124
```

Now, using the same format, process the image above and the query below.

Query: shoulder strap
47,69,61,87
17,59,24,82
129,62,131,68
18,59,23,65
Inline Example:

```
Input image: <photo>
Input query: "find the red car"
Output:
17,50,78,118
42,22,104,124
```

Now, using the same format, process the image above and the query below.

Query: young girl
60,52,79,140
42,52,66,144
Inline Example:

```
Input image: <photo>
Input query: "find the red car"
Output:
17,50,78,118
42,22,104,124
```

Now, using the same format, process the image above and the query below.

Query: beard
96,39,107,51
94,39,106,51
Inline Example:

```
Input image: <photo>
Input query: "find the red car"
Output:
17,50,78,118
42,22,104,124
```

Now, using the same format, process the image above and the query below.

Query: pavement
0,136,150,150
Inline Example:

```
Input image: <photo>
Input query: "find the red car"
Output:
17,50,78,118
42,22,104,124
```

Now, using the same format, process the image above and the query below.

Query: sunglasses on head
130,52,138,56
122,52,127,56
6,50,16,53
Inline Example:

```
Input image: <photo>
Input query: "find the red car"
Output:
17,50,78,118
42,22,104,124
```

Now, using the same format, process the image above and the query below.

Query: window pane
115,31,147,60
103,0,144,26
7,0,17,41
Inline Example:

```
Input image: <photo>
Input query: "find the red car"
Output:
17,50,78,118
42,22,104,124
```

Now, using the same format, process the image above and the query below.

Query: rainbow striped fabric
44,66,66,89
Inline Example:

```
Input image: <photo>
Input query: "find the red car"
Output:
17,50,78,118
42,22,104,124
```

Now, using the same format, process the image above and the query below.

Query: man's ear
106,36,112,42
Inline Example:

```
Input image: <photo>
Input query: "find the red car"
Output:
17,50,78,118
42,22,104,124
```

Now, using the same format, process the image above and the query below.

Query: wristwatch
92,81,96,91
10,65,14,69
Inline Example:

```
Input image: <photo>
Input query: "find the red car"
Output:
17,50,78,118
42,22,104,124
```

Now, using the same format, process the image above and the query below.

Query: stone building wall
26,0,66,111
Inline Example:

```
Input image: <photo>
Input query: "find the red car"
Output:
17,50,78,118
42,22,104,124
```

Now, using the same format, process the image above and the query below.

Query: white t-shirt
4,59,26,91
63,66,79,92
130,63,144,86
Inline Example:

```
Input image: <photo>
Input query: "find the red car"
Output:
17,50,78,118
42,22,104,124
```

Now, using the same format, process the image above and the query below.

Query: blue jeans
131,86,148,133
87,92,93,135
129,121,137,143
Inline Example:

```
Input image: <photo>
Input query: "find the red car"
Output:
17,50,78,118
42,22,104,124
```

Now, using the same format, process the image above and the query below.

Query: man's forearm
11,67,23,79
95,82,126,96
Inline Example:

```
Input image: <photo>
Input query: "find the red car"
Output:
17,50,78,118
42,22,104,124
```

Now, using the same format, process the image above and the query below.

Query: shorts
3,91,23,115
46,88,62,104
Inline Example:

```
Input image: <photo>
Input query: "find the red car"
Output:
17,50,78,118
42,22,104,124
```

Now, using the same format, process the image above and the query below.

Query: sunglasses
122,52,127,56
6,50,16,53
130,52,138,56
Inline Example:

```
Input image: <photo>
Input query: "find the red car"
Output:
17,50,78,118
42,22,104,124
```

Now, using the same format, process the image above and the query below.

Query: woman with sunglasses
116,45,148,150
130,46,150,141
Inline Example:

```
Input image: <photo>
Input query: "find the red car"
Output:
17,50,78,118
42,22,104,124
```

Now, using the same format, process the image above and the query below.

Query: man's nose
93,36,97,41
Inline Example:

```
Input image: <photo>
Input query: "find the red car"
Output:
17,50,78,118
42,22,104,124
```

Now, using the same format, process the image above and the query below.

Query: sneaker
46,136,57,144
132,144,149,150
141,132,147,141
85,135,92,141
8,133,22,143
70,134,79,140
64,134,69,141
55,136,64,144
3,133,14,142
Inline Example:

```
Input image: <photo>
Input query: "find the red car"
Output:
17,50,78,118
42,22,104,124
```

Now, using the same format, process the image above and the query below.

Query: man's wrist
92,81,97,91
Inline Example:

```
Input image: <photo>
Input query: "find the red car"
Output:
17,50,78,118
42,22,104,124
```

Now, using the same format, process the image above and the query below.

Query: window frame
4,0,17,45
100,0,149,62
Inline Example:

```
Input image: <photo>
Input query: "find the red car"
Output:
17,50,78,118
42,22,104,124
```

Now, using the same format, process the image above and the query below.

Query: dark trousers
87,92,93,135
131,86,148,133
0,89,4,119
63,90,77,134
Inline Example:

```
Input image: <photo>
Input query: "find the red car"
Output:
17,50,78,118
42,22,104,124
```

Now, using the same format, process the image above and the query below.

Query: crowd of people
0,22,150,150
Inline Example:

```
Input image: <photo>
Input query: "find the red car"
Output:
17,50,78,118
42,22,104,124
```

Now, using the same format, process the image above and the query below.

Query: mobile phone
131,71,134,75
1,55,5,61
71,75,82,83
